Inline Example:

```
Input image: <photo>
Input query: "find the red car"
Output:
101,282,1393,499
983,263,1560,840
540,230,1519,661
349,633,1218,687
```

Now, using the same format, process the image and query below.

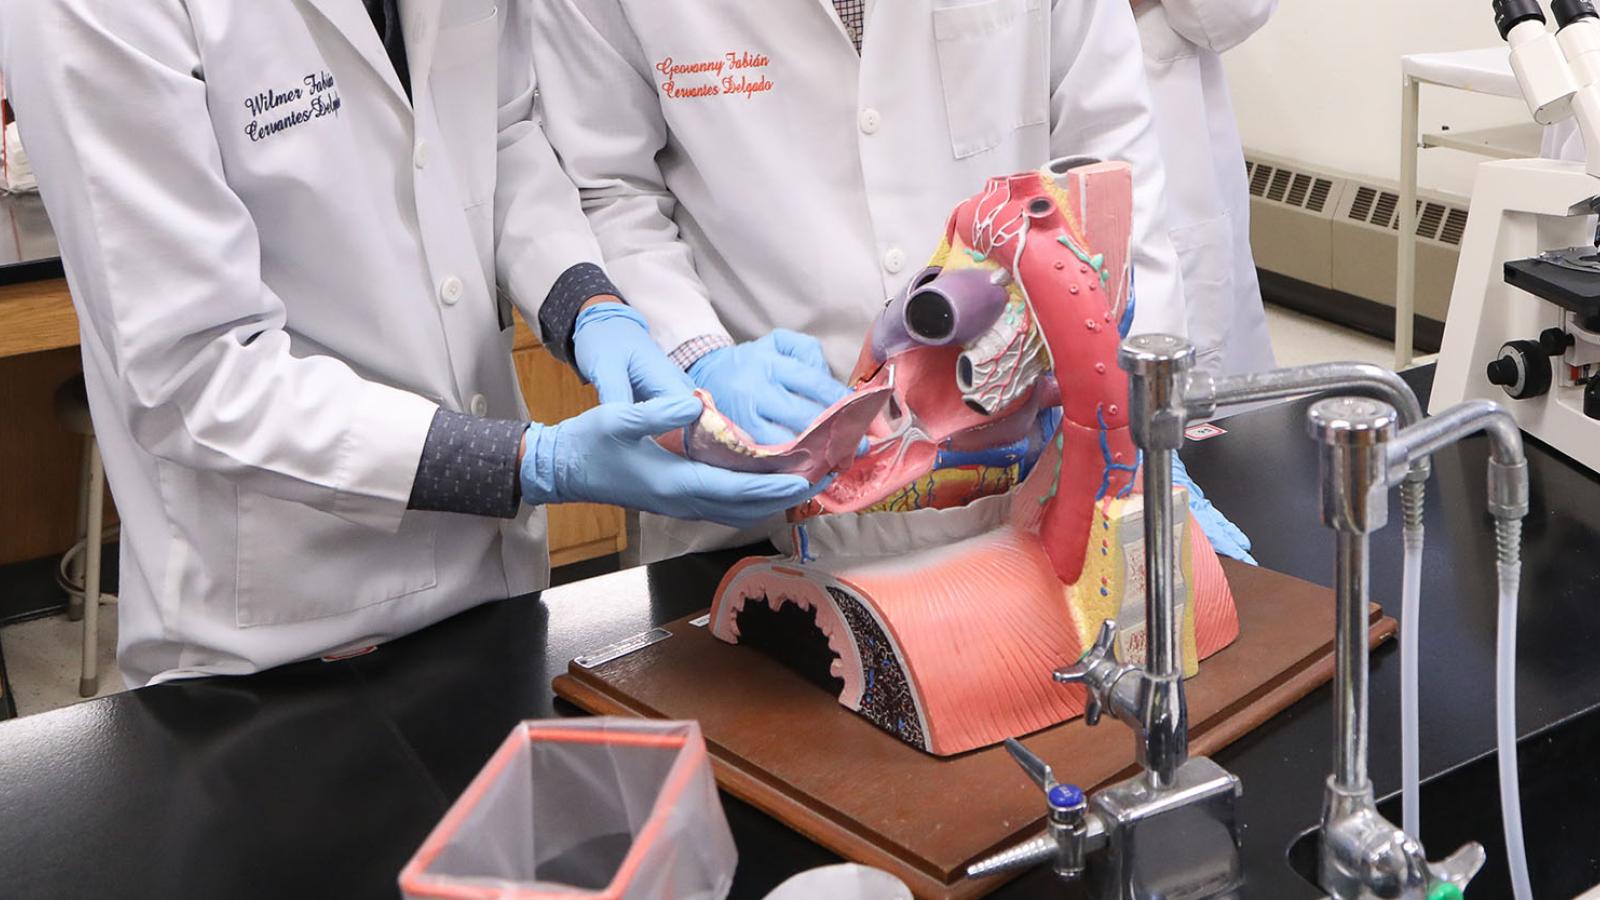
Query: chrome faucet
967,338,1462,899
1047,335,1200,784
1310,395,1526,900
1070,341,1442,785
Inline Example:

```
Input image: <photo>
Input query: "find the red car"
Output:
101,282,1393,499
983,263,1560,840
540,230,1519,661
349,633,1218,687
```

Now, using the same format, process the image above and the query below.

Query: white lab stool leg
56,375,109,698
1397,74,1421,370
79,438,104,698
66,440,92,622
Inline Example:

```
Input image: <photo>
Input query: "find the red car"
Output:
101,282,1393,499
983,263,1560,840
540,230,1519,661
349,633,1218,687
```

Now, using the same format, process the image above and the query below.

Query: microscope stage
1505,253,1600,332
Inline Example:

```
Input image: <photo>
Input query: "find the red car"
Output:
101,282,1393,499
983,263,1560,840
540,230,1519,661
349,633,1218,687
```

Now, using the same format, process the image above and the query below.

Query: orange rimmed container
400,719,735,900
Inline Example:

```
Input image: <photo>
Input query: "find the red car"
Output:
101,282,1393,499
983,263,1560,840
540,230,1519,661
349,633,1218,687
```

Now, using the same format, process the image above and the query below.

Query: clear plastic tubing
1400,483,1532,900
1399,478,1425,841
1497,518,1533,900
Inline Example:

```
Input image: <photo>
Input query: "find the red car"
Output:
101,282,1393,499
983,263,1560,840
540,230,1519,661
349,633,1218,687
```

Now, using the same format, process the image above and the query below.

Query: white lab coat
531,0,1187,560
1,0,601,684
1135,0,1277,378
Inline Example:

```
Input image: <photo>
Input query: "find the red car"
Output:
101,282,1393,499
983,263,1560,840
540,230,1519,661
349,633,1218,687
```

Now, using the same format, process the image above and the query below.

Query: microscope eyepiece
1495,0,1547,39
1554,0,1600,27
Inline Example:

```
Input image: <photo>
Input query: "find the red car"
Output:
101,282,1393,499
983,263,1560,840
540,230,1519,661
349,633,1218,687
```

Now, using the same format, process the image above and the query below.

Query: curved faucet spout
1188,363,1432,482
1387,399,1529,519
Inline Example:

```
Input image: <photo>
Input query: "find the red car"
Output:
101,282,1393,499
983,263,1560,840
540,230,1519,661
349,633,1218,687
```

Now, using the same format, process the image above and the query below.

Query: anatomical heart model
690,159,1240,756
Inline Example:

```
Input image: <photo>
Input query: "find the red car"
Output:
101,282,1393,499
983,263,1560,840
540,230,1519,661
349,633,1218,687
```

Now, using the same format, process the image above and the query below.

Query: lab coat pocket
932,0,1048,159
432,8,500,207
235,492,437,628
1134,1,1199,66
1170,215,1235,361
440,0,499,29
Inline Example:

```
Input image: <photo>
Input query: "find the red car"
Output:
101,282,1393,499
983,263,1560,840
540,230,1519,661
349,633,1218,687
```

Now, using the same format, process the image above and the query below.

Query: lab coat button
883,247,906,274
440,276,464,306
858,108,882,135
469,394,489,417
413,141,430,169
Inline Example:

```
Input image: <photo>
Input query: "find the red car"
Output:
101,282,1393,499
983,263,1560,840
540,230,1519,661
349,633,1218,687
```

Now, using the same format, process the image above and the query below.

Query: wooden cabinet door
511,317,627,567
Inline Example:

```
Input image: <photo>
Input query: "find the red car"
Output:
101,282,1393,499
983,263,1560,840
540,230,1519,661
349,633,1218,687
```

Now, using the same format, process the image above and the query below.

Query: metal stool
53,375,113,698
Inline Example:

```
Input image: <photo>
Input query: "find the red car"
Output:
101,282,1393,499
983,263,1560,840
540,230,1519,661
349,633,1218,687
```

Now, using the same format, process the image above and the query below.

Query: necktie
362,0,413,101
833,0,865,52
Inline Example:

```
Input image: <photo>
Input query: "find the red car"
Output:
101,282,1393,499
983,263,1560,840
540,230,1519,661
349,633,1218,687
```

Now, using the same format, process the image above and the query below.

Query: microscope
967,336,1531,899
1433,0,1600,470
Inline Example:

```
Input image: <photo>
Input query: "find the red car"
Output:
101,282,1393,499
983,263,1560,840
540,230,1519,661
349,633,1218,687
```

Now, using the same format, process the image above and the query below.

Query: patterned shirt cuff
669,333,736,371
537,262,624,365
407,409,525,519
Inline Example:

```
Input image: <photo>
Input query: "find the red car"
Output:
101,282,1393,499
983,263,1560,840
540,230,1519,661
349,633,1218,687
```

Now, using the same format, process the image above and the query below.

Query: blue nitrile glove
572,303,695,404
521,395,827,529
688,330,851,446
1173,454,1257,565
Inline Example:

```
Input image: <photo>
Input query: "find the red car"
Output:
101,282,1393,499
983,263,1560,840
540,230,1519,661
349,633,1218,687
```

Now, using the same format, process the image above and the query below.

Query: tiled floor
3,606,123,716
0,305,1402,720
1263,305,1396,370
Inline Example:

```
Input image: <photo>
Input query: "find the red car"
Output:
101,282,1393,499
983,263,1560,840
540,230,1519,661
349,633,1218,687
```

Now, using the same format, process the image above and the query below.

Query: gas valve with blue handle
966,738,1105,881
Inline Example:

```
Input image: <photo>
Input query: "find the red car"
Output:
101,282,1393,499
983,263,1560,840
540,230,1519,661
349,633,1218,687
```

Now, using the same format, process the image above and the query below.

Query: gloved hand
521,394,827,529
1173,454,1257,565
572,303,695,404
689,331,851,446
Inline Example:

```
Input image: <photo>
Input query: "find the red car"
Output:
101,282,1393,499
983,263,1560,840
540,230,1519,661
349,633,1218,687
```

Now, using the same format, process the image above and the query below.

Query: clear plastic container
764,864,912,900
400,719,736,900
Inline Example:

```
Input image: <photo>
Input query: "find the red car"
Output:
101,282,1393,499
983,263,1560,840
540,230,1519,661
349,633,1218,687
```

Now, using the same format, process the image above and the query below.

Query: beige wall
1222,3,1534,197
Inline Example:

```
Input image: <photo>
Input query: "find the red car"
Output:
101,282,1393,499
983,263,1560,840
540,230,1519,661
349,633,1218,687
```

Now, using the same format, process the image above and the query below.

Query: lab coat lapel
298,0,411,109
399,0,442,103
809,0,859,52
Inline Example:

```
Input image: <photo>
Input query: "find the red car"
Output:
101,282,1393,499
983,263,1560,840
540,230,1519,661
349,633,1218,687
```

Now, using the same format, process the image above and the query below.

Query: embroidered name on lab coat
243,71,343,142
655,52,773,100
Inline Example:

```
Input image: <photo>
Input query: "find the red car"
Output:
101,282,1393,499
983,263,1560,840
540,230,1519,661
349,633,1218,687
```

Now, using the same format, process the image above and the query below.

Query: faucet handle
1054,620,1119,726
1426,842,1486,900
1055,619,1119,677
1004,738,1058,792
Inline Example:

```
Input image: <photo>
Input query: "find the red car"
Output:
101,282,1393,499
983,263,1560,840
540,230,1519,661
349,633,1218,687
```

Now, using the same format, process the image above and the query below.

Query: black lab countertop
2,367,1598,899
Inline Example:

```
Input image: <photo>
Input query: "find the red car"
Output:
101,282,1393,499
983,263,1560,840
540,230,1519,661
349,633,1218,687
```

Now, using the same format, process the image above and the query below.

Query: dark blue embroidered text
243,70,341,143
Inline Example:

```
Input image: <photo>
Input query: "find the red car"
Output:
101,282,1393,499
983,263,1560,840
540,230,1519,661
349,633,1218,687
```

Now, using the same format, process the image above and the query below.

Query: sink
1287,703,1600,898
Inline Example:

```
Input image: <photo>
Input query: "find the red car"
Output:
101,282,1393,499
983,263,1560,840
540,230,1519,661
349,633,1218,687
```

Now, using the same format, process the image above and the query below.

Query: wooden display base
555,559,1396,899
